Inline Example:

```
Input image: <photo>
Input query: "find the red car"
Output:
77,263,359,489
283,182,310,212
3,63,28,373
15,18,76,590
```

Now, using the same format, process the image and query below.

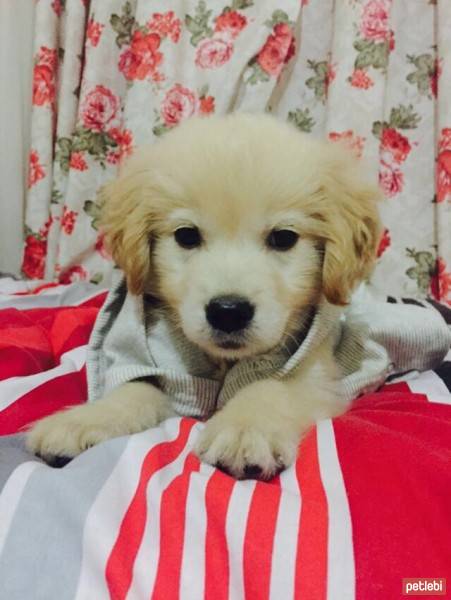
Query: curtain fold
23,0,451,304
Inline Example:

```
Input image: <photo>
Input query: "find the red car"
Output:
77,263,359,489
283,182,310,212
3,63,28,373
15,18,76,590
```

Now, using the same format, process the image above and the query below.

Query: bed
0,277,450,599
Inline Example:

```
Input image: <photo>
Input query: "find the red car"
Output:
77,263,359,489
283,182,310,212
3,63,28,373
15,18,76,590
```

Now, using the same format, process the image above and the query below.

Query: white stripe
0,462,43,556
0,284,105,309
0,345,87,412
317,419,355,600
407,370,451,401
226,479,256,600
126,422,202,600
269,465,302,600
74,419,185,600
179,462,213,600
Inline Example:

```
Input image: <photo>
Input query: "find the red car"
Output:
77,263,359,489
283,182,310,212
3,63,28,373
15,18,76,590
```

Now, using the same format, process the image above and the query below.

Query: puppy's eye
266,229,299,251
174,227,202,249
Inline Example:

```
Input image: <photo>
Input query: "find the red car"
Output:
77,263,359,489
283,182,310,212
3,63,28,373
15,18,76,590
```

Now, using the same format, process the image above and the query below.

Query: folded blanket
0,280,450,599
87,277,451,416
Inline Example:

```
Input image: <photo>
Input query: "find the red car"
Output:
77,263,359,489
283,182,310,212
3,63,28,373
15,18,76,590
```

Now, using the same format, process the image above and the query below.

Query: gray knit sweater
87,276,451,419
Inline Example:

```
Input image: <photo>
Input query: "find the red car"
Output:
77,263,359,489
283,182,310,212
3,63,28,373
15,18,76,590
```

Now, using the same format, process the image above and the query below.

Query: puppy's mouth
211,328,247,349
215,339,245,350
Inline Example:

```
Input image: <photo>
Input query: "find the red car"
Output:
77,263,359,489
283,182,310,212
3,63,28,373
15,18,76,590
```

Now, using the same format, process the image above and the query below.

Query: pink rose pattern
86,18,104,48
80,85,119,132
328,131,366,159
28,150,46,189
437,128,451,203
23,1,450,305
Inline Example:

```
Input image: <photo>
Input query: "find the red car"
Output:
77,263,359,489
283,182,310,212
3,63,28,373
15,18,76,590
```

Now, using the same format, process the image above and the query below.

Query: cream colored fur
27,114,381,479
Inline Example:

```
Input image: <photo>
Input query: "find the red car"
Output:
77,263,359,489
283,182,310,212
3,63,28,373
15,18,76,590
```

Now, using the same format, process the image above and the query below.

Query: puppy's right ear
99,161,155,296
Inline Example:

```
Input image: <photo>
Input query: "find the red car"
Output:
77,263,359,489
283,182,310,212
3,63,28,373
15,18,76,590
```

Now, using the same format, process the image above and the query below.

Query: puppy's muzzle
206,295,255,334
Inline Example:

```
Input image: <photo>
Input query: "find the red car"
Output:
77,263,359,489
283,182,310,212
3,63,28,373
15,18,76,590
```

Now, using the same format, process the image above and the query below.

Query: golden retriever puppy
27,114,380,479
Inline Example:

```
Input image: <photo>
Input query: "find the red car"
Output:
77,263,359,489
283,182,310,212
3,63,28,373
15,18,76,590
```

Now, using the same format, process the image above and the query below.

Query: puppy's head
100,114,381,359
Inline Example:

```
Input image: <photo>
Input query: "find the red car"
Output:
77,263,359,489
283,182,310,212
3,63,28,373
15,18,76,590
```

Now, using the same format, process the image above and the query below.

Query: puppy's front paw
195,413,299,480
26,406,118,464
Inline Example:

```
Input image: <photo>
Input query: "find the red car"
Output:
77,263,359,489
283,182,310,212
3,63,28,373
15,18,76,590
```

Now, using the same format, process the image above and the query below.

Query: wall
0,0,35,274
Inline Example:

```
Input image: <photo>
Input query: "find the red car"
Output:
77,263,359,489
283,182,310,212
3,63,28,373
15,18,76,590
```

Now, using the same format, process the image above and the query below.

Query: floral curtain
24,0,451,304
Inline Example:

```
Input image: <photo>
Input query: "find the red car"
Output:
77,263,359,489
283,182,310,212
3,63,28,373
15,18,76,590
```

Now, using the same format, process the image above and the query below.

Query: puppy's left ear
99,152,158,295
314,149,382,305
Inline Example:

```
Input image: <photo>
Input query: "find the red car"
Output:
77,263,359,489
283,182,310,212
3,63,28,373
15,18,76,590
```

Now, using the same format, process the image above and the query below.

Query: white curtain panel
22,0,451,304
0,0,35,274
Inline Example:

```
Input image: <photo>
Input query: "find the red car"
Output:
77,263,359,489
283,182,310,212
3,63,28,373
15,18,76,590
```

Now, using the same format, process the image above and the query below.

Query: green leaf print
287,108,315,133
110,1,136,49
185,1,213,47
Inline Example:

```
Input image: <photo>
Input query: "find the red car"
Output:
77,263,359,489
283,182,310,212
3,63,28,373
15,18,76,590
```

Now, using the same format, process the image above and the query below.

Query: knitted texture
87,277,451,418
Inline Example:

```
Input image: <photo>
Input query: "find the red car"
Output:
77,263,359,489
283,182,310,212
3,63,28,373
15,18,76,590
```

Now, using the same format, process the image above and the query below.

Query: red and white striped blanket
0,279,450,599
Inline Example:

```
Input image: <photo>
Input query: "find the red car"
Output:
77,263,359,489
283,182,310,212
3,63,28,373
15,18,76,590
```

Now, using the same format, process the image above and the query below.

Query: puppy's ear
99,156,156,295
313,149,382,305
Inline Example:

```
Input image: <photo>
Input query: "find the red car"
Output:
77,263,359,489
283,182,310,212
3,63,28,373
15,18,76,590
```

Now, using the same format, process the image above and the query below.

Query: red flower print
360,0,391,43
349,68,374,89
59,265,88,284
147,11,181,43
387,29,395,51
80,85,119,132
285,36,296,65
257,23,295,77
33,66,55,106
430,258,451,305
376,228,391,258
214,11,247,39
61,207,78,235
195,36,233,69
95,233,111,259
430,59,442,98
380,128,411,164
106,151,121,165
118,31,163,81
51,0,63,16
86,18,104,47
436,129,451,202
161,84,197,126
28,150,46,188
328,130,366,159
22,235,47,279
379,161,404,197
199,95,215,115
32,47,58,107
69,151,88,171
326,62,336,89
39,216,53,239
38,47,58,69
108,127,134,163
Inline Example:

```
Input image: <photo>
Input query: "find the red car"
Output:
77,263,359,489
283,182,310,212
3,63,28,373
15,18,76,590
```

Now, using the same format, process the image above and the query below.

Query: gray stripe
0,435,128,600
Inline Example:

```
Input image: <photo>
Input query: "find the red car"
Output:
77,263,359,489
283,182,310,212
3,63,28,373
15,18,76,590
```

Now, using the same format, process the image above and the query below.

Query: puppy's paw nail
39,454,74,468
243,464,263,479
215,461,232,476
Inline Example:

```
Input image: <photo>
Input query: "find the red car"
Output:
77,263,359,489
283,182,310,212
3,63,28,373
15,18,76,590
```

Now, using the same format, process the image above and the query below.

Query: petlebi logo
402,578,446,596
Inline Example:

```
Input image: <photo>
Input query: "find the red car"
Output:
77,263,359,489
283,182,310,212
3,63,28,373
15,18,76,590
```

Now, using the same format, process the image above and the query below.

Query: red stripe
77,291,107,308
294,429,328,600
243,477,282,600
151,453,201,600
379,381,411,393
12,282,62,295
105,419,196,600
0,368,87,435
204,470,236,600
334,396,451,598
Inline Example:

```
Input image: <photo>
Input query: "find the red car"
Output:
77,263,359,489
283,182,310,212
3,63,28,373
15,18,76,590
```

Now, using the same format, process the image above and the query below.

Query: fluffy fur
27,114,381,479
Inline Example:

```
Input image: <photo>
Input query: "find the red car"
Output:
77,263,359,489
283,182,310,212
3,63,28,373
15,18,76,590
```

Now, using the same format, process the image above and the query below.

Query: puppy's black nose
206,295,254,333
